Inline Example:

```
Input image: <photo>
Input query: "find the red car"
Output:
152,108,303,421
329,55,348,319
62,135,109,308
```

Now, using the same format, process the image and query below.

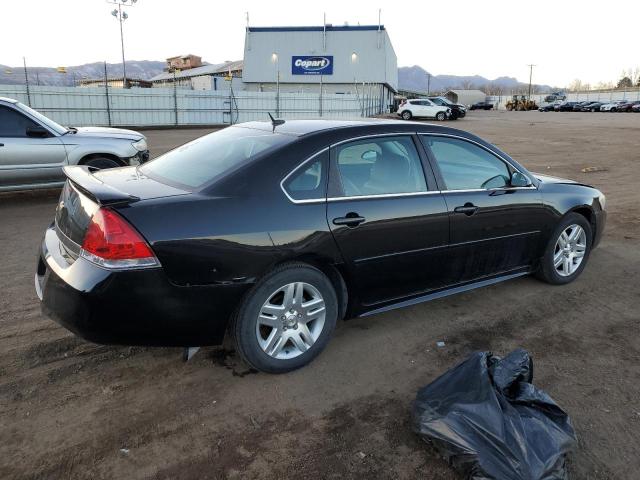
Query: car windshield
432,97,452,106
140,126,295,190
16,102,67,135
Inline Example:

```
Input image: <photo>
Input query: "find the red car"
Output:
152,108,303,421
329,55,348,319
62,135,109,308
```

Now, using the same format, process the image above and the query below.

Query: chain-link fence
0,83,384,127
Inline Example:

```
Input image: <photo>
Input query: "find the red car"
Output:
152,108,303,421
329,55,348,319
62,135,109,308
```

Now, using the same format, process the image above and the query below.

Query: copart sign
291,56,333,75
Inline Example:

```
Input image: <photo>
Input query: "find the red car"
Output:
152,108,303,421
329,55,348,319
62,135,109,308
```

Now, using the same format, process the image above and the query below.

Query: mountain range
0,60,552,92
0,61,165,86
398,65,553,94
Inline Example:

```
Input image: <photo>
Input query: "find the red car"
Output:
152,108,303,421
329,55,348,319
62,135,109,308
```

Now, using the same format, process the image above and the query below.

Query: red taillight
81,208,159,269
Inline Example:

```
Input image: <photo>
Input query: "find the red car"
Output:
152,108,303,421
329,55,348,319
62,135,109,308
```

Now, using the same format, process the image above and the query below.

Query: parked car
616,100,640,112
428,96,466,119
0,97,149,192
581,102,604,112
469,101,493,110
572,102,592,111
631,103,640,112
538,102,561,112
398,99,450,121
36,119,606,373
555,101,579,112
599,100,627,112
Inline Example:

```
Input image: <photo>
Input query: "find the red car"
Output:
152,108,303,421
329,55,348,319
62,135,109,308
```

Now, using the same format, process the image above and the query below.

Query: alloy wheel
255,282,326,359
553,224,587,277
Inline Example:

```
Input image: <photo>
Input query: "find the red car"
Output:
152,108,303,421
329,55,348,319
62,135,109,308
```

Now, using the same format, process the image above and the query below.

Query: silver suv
0,97,149,192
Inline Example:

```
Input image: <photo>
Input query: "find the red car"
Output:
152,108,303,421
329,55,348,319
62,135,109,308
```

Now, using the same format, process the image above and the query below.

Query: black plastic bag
412,349,577,479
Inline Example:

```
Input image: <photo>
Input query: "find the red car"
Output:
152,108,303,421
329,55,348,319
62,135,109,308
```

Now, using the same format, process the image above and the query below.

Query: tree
617,76,633,89
567,79,584,92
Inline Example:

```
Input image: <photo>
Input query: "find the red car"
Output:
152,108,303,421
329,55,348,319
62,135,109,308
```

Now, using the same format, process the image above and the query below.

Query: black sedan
581,102,604,112
36,119,606,373
469,101,493,110
572,102,591,111
428,96,467,119
555,102,578,112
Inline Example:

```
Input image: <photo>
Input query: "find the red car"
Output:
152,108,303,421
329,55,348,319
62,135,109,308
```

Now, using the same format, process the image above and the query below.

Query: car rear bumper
36,225,247,347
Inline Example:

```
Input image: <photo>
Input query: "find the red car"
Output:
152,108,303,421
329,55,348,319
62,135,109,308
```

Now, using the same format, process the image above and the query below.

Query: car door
0,105,67,188
420,134,546,284
421,99,439,118
404,100,420,118
326,134,450,307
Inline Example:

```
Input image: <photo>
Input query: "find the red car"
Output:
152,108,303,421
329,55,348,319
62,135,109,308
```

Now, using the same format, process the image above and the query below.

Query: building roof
446,89,487,95
247,25,385,33
150,60,243,81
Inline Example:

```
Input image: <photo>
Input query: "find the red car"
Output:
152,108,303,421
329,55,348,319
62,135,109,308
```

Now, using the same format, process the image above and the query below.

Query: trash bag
412,349,577,480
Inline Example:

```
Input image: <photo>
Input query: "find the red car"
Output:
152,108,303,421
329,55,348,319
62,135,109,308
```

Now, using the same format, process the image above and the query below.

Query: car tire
535,212,592,285
401,110,412,120
436,112,446,121
232,262,338,373
84,157,121,169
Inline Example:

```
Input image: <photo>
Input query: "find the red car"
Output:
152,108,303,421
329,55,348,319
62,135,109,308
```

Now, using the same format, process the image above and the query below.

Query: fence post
173,70,178,126
319,75,323,117
104,62,112,126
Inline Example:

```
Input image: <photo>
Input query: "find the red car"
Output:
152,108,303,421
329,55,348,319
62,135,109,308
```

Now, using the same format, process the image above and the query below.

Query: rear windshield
140,126,295,189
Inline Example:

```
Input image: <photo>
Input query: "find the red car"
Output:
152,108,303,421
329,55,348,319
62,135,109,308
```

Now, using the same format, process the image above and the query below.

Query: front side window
282,150,328,201
15,103,67,135
141,126,295,189
422,136,511,190
335,136,427,197
0,106,38,137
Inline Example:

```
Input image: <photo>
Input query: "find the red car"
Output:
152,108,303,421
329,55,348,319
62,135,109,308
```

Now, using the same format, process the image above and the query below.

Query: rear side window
0,106,38,137
334,136,427,197
140,126,294,189
282,150,328,201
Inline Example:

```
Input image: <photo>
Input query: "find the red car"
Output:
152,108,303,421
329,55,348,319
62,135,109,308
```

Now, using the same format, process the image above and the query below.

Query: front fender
63,140,138,165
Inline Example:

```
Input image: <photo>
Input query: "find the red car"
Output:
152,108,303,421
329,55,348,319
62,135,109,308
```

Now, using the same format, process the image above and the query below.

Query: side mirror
26,125,50,138
511,171,531,187
361,150,378,162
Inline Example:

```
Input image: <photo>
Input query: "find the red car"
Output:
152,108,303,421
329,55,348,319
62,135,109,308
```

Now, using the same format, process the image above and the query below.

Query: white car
599,100,626,112
398,99,450,121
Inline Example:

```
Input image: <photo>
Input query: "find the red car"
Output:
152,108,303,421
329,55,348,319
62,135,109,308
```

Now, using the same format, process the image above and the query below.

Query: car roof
235,118,448,136
0,97,18,104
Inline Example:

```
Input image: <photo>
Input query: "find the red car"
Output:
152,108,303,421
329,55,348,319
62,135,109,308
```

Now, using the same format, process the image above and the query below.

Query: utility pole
527,64,536,100
426,73,431,95
23,57,31,106
108,0,138,88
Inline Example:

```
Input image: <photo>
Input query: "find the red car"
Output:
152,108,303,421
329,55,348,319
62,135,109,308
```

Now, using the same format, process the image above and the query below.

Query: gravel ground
0,111,639,479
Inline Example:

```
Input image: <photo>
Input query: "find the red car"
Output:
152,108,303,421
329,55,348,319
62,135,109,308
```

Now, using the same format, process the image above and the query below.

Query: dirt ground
1,111,639,479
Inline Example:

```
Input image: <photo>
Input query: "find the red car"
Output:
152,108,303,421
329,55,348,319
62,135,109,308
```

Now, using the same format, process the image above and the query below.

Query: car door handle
332,213,366,227
454,203,479,216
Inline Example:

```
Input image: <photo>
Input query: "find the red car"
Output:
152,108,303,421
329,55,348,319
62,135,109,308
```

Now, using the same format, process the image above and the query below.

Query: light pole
527,64,536,100
107,0,138,88
271,53,279,116
351,52,363,116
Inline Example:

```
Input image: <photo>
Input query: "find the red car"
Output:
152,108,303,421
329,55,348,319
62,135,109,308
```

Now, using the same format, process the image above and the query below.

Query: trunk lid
55,165,189,254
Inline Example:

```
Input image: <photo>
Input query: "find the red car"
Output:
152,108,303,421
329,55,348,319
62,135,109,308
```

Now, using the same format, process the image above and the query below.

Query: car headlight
132,138,148,152
598,193,606,210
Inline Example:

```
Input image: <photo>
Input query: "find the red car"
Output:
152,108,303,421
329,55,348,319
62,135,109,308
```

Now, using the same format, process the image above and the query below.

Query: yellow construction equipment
506,95,538,111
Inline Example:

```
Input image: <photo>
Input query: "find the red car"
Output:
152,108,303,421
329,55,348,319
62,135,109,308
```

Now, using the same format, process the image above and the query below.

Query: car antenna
268,112,285,131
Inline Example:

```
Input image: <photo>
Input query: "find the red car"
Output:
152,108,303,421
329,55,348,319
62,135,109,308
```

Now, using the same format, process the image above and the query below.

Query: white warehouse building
242,25,398,109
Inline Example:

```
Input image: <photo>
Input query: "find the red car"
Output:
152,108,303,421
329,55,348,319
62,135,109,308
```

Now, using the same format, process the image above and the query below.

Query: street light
107,0,138,88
